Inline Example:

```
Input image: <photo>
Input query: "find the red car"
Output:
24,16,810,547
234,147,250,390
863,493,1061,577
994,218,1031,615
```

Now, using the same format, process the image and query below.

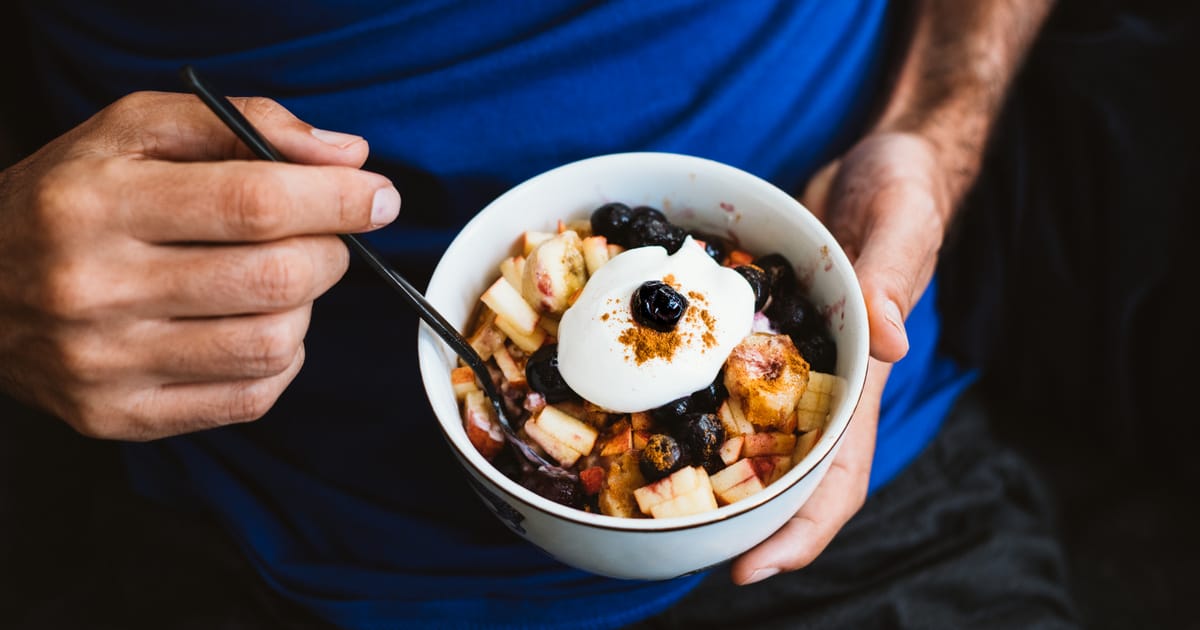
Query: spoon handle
178,65,568,477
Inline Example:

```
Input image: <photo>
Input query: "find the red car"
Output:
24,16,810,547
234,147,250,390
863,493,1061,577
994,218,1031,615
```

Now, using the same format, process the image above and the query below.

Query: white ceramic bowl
417,152,869,580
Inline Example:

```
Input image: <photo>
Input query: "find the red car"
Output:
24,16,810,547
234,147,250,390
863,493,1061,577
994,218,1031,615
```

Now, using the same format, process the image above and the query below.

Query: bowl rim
417,151,869,532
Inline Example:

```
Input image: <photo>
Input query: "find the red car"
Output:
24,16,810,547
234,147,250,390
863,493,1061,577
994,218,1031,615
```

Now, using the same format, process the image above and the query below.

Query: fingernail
371,186,401,226
744,567,780,585
883,300,907,339
311,127,363,149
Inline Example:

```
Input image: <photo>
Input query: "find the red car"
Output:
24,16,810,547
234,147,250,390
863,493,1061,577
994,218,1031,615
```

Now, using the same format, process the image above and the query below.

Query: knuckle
223,170,288,237
39,262,99,319
238,97,289,126
226,383,277,424
246,319,301,375
248,244,311,307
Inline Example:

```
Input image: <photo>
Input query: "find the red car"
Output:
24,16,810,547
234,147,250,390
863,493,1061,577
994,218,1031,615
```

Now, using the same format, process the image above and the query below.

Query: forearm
874,0,1057,214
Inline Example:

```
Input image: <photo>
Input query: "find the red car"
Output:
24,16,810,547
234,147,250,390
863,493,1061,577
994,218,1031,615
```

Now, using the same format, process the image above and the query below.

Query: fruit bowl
417,152,869,580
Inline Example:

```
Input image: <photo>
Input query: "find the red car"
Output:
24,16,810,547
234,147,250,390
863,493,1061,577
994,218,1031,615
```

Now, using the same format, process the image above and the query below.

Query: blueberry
525,344,578,403
640,433,687,481
590,202,635,245
627,215,687,253
521,469,584,508
753,253,796,293
733,264,770,312
764,288,820,337
686,374,727,414
675,413,724,464
632,281,688,332
792,326,838,373
651,395,693,424
689,230,730,263
630,205,667,222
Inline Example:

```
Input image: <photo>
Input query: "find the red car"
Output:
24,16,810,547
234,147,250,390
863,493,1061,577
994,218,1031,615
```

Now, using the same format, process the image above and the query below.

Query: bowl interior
417,152,869,530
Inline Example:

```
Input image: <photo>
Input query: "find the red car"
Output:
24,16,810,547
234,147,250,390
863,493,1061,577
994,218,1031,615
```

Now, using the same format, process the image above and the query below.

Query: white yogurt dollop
557,236,755,413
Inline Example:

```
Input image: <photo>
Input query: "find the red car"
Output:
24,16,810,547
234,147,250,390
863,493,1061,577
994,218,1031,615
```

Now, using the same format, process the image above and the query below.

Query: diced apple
499,255,526,290
709,458,766,505
717,399,754,437
451,366,479,398
491,344,526,386
795,371,838,432
521,230,555,256
581,235,610,276
467,309,506,361
565,218,592,238
630,411,654,432
741,432,797,458
794,428,822,461
606,243,625,259
481,276,540,336
598,451,646,518
727,249,754,267
493,314,546,353
463,390,504,460
523,417,583,467
599,420,633,456
633,465,705,514
580,466,606,495
649,474,718,518
530,404,598,456
747,455,792,486
632,429,651,450
718,435,745,465
521,231,586,316
538,315,560,337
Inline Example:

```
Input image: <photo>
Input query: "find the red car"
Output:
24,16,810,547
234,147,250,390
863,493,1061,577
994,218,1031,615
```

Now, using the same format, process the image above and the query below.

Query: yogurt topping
557,236,755,412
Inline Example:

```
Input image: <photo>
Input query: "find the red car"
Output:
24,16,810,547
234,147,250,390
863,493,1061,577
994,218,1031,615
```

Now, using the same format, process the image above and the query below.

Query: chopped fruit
640,433,686,481
606,243,625,259
523,418,583,467
524,345,576,403
521,230,555,256
523,391,547,416
649,477,718,518
727,249,754,267
580,466,606,495
493,315,547,353
581,235,610,276
709,458,765,506
741,431,797,457
747,455,792,486
529,405,598,458
565,218,593,238
717,399,754,437
481,277,540,336
451,366,479,398
633,465,707,515
499,255,526,290
723,333,810,431
521,230,587,316
467,309,506,361
463,391,505,461
795,371,837,432
630,411,654,431
718,435,745,465
491,344,526,386
598,451,646,518
632,429,651,450
538,315,560,337
599,419,633,456
794,429,822,461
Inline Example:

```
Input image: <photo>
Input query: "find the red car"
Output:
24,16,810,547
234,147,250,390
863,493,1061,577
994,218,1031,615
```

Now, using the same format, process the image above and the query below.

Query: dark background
2,0,1198,628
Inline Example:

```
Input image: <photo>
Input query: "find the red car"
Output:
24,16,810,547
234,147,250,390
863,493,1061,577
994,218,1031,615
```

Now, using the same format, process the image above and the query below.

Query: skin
729,0,1058,585
0,92,400,440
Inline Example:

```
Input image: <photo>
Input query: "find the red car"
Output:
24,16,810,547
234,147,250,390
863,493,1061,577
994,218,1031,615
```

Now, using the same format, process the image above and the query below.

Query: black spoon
178,64,576,485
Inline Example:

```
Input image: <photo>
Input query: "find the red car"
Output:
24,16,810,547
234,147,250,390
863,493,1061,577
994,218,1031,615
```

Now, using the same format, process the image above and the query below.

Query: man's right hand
0,91,400,440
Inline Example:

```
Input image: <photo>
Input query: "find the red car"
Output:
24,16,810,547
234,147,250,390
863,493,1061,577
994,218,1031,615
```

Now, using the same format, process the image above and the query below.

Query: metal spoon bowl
178,65,576,485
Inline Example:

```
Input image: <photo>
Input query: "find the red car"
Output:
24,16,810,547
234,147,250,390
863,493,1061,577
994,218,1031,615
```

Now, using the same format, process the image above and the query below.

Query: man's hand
730,0,1058,584
0,91,400,441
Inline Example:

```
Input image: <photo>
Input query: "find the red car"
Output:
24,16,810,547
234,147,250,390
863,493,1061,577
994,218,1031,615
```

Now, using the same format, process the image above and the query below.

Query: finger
96,91,370,167
141,306,312,382
112,159,400,243
139,236,348,318
841,182,942,362
798,158,841,221
119,344,306,441
730,359,889,585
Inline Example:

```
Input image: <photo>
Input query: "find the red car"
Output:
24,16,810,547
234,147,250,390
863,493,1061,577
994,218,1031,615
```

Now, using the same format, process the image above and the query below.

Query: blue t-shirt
23,1,976,628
